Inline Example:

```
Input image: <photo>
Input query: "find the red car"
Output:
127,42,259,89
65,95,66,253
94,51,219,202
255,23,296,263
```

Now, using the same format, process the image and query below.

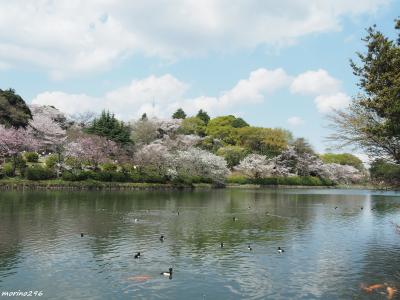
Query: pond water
0,188,399,299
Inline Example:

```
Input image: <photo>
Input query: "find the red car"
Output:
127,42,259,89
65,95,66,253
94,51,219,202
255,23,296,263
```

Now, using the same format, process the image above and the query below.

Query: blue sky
0,0,399,156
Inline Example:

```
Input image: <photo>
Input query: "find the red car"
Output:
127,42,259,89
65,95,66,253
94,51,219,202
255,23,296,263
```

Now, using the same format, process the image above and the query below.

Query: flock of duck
79,204,398,298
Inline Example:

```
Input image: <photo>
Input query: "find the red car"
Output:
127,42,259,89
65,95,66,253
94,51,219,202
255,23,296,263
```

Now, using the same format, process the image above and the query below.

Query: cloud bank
32,68,350,119
0,0,389,78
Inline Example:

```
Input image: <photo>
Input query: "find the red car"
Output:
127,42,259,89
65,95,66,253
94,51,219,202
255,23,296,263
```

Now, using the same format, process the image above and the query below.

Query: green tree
237,127,289,157
196,109,210,124
370,159,400,185
85,110,131,144
0,89,32,128
216,146,248,168
172,108,187,119
179,117,206,136
206,115,239,144
232,117,249,128
328,20,400,163
320,153,364,171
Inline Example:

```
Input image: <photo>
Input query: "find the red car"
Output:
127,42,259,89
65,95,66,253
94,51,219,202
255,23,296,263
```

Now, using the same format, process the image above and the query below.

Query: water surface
0,188,399,299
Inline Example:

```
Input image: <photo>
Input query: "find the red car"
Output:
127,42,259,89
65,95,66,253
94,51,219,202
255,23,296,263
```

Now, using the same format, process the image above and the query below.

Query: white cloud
287,116,305,126
0,0,389,77
32,68,291,119
314,92,350,113
290,69,341,95
32,67,353,118
291,69,350,113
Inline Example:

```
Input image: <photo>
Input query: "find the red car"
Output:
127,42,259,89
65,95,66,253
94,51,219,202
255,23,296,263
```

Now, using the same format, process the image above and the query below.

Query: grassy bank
0,178,194,191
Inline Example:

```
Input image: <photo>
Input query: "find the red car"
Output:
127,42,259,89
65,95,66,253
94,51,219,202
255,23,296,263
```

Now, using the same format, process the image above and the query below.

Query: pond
0,188,399,299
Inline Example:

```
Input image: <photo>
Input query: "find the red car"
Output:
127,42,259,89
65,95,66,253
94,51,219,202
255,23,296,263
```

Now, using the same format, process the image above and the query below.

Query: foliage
196,109,210,124
320,153,364,171
236,127,289,157
227,175,335,186
328,20,400,163
85,110,131,144
172,108,186,119
2,162,14,177
45,154,59,169
370,159,400,185
179,117,206,136
232,117,249,128
24,152,39,163
205,115,240,144
0,89,32,128
26,166,55,180
216,146,248,168
101,162,118,172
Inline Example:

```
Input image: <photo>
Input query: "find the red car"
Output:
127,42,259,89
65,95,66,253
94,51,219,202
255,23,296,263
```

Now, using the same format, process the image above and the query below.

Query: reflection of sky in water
0,189,399,299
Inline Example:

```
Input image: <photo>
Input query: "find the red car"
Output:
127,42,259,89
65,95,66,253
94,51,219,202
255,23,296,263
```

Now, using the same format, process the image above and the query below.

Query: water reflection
0,189,399,299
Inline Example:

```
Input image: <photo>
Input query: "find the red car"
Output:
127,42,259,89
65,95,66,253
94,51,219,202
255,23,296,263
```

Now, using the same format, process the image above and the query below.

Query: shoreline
0,179,397,191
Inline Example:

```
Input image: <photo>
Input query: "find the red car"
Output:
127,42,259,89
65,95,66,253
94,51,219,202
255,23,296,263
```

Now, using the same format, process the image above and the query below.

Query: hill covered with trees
0,92,366,187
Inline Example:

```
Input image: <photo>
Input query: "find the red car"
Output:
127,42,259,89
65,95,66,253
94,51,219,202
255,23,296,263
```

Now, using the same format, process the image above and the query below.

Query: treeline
0,88,366,186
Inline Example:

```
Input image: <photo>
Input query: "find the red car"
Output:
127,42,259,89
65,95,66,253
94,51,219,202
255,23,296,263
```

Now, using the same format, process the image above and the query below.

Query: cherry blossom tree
0,125,39,175
65,135,119,169
174,148,229,185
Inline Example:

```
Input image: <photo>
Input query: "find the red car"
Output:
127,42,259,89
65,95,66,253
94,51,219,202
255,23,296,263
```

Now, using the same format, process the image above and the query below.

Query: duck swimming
248,244,252,251
80,233,84,237
134,252,141,259
278,247,285,253
161,268,173,277
220,242,224,248
160,235,165,242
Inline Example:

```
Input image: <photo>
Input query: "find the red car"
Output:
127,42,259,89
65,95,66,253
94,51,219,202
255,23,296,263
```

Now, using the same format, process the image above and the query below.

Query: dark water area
0,188,399,299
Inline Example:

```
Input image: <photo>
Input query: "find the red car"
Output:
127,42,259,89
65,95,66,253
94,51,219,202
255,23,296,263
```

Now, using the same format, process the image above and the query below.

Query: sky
0,0,399,157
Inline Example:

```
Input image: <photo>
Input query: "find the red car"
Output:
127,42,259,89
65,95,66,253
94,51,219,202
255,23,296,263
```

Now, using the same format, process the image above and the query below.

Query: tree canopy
172,108,187,119
0,89,32,128
85,110,131,144
196,109,210,124
320,153,364,171
328,20,400,163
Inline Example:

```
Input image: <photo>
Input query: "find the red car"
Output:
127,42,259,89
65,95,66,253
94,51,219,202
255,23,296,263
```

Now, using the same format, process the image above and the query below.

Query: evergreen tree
172,108,186,119
85,110,131,144
0,89,32,128
329,20,400,163
196,109,210,124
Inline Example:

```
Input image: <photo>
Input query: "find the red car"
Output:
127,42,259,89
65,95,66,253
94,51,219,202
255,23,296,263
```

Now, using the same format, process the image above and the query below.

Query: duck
161,268,173,277
160,235,165,242
360,207,364,210
248,244,253,251
220,242,224,248
278,247,285,253
334,207,338,210
134,252,141,259
80,233,84,237
134,218,139,223
233,217,237,221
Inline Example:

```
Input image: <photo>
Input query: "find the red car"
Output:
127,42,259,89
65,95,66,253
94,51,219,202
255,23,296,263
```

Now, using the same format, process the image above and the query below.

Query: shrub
227,175,249,184
2,162,15,177
24,152,39,163
101,162,118,172
62,170,90,181
26,166,55,180
45,154,59,169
